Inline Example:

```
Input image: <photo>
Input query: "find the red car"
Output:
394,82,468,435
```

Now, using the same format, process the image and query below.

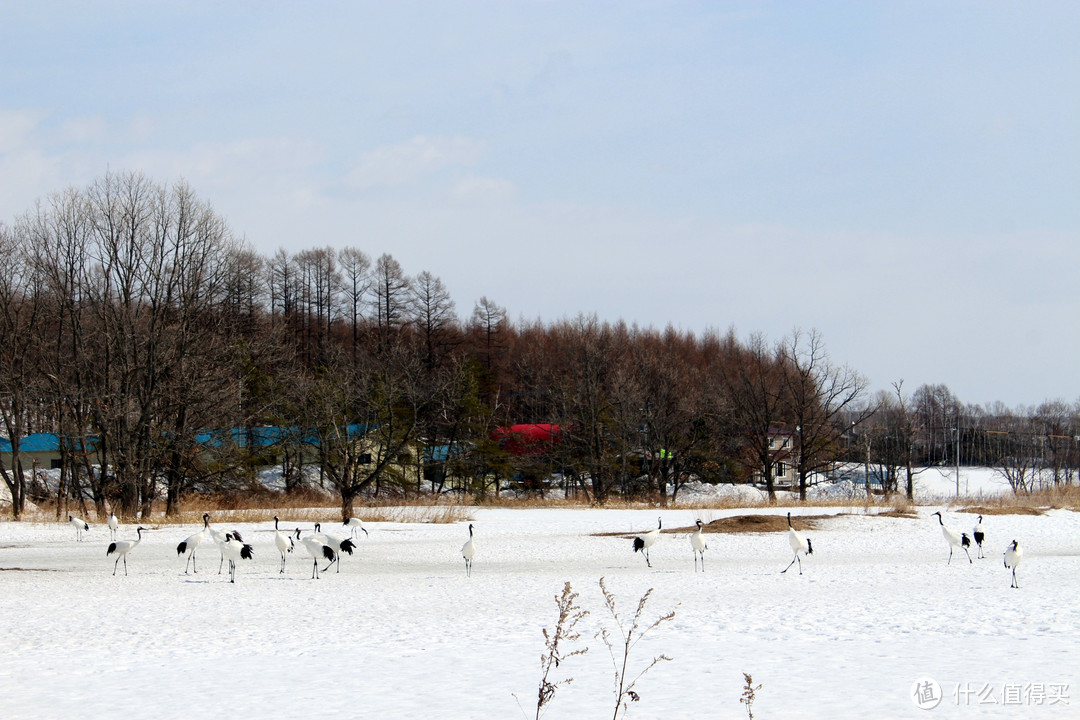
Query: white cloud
452,175,516,202
59,115,107,144
344,135,485,190
0,109,42,153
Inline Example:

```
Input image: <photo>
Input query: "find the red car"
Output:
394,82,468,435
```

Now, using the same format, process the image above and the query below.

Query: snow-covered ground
1,501,1077,719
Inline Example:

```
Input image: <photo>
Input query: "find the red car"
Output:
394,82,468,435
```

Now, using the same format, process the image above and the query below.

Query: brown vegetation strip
958,506,1047,517
594,514,832,537
874,510,919,519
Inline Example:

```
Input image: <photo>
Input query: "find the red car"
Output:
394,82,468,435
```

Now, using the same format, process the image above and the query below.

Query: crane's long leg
782,554,798,574
948,547,953,565
123,555,128,576
113,557,120,575
963,547,972,564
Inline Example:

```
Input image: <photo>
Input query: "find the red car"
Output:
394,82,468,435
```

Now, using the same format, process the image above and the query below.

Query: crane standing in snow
295,528,336,579
107,526,147,576
273,516,294,574
690,519,708,572
1004,539,1023,588
206,515,246,574
932,511,972,565
461,523,476,577
632,517,662,568
973,515,986,559
69,515,89,542
176,513,210,574
313,522,356,573
781,512,813,575
217,532,255,583
344,517,369,540
107,512,119,541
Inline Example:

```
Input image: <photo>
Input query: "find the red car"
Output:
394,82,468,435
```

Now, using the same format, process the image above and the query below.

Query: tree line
1,172,1076,520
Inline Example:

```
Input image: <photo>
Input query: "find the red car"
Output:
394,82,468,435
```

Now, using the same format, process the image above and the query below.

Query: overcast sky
2,1,1077,409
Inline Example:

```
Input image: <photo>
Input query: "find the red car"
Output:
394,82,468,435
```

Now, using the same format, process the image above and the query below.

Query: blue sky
2,1,1078,408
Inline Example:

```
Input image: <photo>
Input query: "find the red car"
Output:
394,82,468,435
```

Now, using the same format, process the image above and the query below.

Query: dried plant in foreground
740,672,761,719
598,576,675,720
518,581,590,720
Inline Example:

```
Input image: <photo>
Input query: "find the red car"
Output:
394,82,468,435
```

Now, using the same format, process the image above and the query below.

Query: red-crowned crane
295,528,336,579
206,514,245,574
273,516,294,574
344,517,369,540
690,519,708,572
782,512,813,575
1004,539,1023,588
217,532,254,583
69,515,89,542
176,513,210,574
932,511,972,564
107,526,147,576
313,522,356,573
973,515,986,559
461,523,476,577
632,517,661,567
107,512,119,541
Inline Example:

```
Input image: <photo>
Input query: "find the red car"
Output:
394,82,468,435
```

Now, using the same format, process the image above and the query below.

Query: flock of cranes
67,508,1026,587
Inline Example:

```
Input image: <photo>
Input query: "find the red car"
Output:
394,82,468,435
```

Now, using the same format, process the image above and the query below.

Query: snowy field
1,499,1078,719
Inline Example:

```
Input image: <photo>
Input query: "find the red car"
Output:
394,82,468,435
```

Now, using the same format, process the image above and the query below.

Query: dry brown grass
954,484,1080,513
20,489,474,527
595,513,830,538
956,505,1047,517
361,504,472,524
873,509,920,519
11,480,1076,525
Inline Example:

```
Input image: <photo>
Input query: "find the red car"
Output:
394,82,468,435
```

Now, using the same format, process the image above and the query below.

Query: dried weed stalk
740,672,761,719
519,581,590,720
598,576,675,720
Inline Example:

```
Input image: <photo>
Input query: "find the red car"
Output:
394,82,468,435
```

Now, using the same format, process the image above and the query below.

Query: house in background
748,429,798,489
0,433,99,471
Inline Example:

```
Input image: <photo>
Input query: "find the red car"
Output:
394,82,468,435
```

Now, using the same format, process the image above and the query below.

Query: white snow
1,499,1078,719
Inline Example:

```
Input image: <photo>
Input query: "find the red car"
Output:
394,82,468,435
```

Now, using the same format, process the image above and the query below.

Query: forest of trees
1,173,1077,520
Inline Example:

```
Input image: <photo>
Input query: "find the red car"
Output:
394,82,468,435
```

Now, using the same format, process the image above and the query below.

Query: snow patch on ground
1,503,1077,719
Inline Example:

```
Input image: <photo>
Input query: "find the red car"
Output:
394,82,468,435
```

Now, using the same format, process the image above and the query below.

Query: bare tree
470,296,508,373
411,270,457,371
371,253,411,349
717,332,790,501
338,247,371,364
780,329,871,500
630,327,716,504
0,220,47,518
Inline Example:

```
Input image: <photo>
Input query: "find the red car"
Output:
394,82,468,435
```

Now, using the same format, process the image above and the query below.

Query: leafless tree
780,329,871,500
411,270,457,371
717,332,790,501
372,253,411,349
0,220,47,518
338,247,372,364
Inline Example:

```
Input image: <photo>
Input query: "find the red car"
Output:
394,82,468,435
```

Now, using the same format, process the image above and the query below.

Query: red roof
492,424,563,456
